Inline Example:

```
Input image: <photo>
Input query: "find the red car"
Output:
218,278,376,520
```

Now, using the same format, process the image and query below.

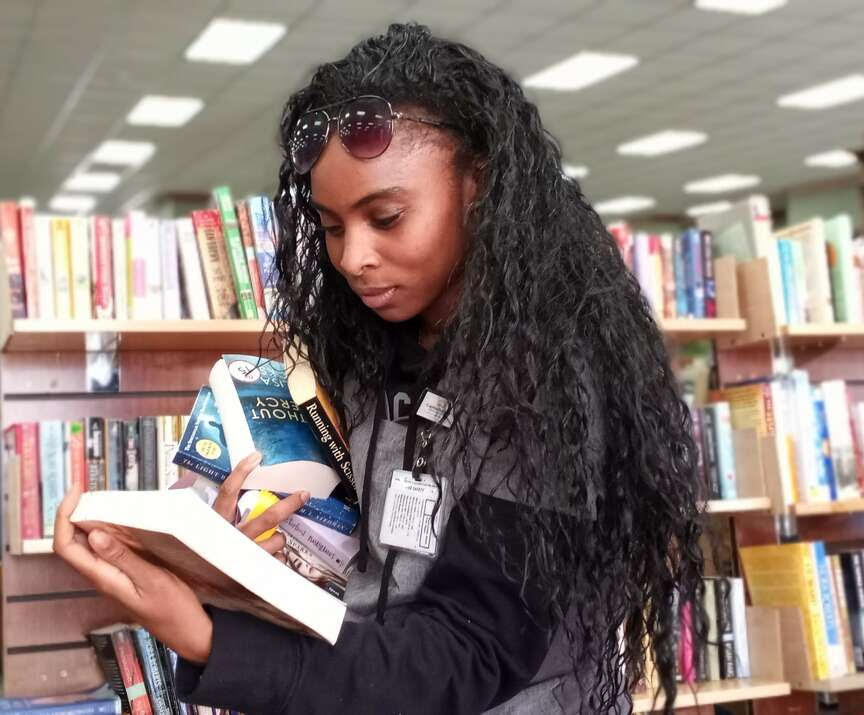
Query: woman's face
310,115,476,328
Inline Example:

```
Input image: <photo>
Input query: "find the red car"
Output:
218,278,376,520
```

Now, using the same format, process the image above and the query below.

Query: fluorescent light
126,95,204,127
594,196,656,215
185,18,286,64
695,0,786,15
684,174,761,194
686,201,733,217
778,74,864,110
50,195,97,213
64,171,121,192
804,149,858,168
90,140,156,166
523,51,638,92
563,163,589,179
617,130,707,157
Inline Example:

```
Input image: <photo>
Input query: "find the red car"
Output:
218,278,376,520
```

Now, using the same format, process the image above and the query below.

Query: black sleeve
174,492,555,715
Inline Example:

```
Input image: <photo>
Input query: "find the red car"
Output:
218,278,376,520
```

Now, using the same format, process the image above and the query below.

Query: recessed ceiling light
684,174,761,194
804,149,858,168
50,195,97,213
617,130,707,157
594,196,656,215
64,171,121,193
523,51,639,92
126,95,204,127
694,0,787,15
185,18,287,64
777,74,864,110
563,163,589,179
90,140,156,166
686,201,733,217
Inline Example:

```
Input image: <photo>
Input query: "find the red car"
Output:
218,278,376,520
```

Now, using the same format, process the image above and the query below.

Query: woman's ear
461,161,482,221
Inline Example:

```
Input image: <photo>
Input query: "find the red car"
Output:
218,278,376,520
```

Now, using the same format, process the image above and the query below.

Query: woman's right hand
211,451,309,564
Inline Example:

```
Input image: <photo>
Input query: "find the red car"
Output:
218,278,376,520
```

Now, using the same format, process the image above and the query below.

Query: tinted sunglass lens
290,110,330,173
339,97,393,159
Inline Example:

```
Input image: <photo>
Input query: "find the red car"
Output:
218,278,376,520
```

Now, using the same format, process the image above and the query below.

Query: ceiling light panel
594,196,656,215
694,0,787,15
617,130,707,157
684,174,761,194
804,149,858,168
185,18,287,64
90,140,156,166
777,74,864,110
523,51,639,92
686,201,733,217
50,195,97,213
126,95,204,127
64,172,121,192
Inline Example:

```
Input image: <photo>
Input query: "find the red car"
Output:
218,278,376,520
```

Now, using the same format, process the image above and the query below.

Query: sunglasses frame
290,95,456,174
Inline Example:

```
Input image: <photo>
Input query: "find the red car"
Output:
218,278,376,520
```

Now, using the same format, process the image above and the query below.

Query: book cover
158,219,181,320
789,370,829,503
106,419,124,492
0,201,26,317
39,421,65,537
175,217,210,320
50,217,72,319
608,221,633,270
649,234,663,316
123,420,140,491
213,186,257,319
107,626,153,715
633,233,653,311
830,553,856,673
139,417,157,491
143,216,162,319
714,577,737,678
15,423,42,540
236,199,266,316
65,420,86,493
659,233,675,319
111,217,128,320
701,229,716,318
153,640,182,715
824,214,863,323
684,228,704,318
729,578,751,678
69,216,93,319
689,405,709,498
821,380,858,500
707,402,737,499
190,209,238,319
740,542,830,680
673,232,687,318
18,200,37,318
778,238,799,325
812,388,838,501
840,551,864,671
247,195,279,313
156,415,180,490
700,405,722,499
88,627,131,714
702,578,720,680
72,489,347,644
814,541,848,676
280,512,358,575
87,417,106,492
33,214,55,319
789,238,808,324
90,215,114,319
0,691,121,713
775,218,834,324
130,627,172,715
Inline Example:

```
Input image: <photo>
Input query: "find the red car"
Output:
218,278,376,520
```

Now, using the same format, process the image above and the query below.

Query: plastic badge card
379,470,447,558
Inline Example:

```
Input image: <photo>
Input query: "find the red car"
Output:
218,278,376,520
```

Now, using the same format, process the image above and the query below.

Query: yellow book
709,383,774,435
68,216,92,319
739,543,828,680
50,218,72,319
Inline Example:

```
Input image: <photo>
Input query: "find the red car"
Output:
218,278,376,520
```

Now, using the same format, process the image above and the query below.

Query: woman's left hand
53,486,214,664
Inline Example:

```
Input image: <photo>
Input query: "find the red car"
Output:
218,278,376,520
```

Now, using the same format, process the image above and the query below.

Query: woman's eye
372,213,402,229
322,225,343,237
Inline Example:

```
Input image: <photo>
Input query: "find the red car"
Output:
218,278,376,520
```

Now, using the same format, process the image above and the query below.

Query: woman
55,23,705,714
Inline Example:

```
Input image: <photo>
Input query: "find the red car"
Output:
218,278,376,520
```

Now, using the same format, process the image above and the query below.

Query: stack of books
741,541,864,680
0,187,278,322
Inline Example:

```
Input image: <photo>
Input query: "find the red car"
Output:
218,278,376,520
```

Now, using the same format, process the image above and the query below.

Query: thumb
88,529,149,583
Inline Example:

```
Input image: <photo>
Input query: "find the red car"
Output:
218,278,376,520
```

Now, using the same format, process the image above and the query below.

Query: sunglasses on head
289,95,455,174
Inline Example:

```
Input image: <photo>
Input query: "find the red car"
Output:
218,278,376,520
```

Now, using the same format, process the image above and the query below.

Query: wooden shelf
659,317,747,341
792,672,864,693
793,498,864,516
631,678,791,712
779,322,864,347
1,319,277,352
707,497,772,514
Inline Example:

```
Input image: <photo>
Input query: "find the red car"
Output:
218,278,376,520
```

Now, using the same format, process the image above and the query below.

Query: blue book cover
710,402,738,499
685,228,705,318
0,690,120,713
813,541,844,674
39,421,65,538
248,195,278,307
777,239,798,325
673,233,687,317
812,388,837,500
173,386,232,483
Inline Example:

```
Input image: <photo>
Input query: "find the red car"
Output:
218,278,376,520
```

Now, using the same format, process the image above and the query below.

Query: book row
741,542,864,681
705,374,864,506
0,187,278,322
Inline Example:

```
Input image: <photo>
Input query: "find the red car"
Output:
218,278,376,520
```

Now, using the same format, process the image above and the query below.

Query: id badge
378,469,448,558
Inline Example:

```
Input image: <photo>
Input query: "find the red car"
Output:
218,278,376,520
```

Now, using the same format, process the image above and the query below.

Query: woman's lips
357,286,397,309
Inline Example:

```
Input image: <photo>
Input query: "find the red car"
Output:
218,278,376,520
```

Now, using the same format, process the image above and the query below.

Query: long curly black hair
270,22,706,714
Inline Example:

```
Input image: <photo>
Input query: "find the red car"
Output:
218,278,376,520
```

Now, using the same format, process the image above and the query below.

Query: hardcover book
190,209,238,319
213,186,257,319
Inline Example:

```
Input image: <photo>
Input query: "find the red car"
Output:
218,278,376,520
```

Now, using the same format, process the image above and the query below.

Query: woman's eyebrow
311,187,404,216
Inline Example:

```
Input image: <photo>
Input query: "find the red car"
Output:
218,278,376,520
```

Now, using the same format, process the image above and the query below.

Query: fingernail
251,451,263,465
300,491,310,504
89,529,111,551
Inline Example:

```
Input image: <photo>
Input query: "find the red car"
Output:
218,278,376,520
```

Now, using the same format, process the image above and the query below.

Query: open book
70,488,346,645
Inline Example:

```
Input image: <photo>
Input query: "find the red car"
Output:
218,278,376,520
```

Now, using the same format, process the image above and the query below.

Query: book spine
831,553,856,673
678,599,695,683
171,451,230,484
814,541,847,676
659,233,675,319
90,215,114,319
847,386,864,495
19,423,41,539
281,514,358,572
248,196,279,312
34,215,55,319
282,530,350,577
714,577,737,679
123,419,140,491
297,498,358,536
51,218,72,319
790,239,807,324
69,217,93,319
66,420,86,493
39,421,65,537
812,388,837,500
712,402,737,499
702,578,719,680
106,419,124,491
143,216,162,319
110,628,154,715
174,218,210,320
778,239,798,325
111,218,127,320
689,406,708,497
0,201,26,317
0,698,122,713
701,230,716,318
689,228,705,318
139,417,157,490
673,233,687,318
131,628,172,715
298,397,359,507
88,631,132,714
729,578,751,678
86,417,106,491
153,640,182,715
841,552,864,670
159,220,181,320
213,186,257,319
649,235,663,316
801,544,831,680
190,209,238,319
822,380,857,499
825,233,848,322
236,199,266,316
19,201,38,318
701,406,722,500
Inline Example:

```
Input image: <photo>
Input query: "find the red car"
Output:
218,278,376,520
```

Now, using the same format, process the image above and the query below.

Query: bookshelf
793,498,864,516
659,317,746,341
632,678,791,713
706,497,771,514
793,673,864,694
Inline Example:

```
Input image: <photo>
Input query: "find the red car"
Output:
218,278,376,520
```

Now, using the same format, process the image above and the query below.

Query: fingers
212,451,262,522
239,491,310,541
274,550,287,564
53,484,83,556
256,529,287,555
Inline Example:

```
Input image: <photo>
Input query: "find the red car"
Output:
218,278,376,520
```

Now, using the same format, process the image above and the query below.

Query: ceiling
1,0,863,218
